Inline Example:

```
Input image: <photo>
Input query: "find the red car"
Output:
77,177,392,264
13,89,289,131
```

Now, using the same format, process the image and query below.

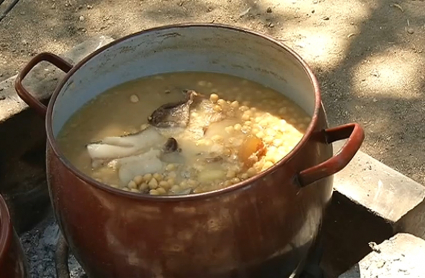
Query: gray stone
339,233,425,278
333,141,425,240
0,35,114,122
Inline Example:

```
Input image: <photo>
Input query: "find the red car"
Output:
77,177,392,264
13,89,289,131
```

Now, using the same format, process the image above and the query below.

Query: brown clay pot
15,24,364,278
0,194,29,278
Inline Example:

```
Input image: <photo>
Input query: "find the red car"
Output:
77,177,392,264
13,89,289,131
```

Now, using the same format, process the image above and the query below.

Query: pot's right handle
297,123,364,187
15,52,73,118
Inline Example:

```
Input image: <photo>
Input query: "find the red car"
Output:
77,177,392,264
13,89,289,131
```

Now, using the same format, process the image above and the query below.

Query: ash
20,213,86,278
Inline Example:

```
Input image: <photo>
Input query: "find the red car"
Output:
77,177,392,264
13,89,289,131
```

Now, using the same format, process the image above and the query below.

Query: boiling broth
57,72,311,195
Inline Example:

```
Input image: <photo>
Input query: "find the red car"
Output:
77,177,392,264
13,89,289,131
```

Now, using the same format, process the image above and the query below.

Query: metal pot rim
0,194,12,265
45,23,321,201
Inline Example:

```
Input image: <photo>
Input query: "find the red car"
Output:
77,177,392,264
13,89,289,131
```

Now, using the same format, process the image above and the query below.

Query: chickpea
193,187,204,194
231,177,241,184
214,105,222,112
160,180,171,189
157,187,167,195
224,180,232,187
266,129,276,137
143,173,152,182
148,178,159,189
133,175,143,185
165,164,176,171
273,138,283,147
212,135,223,142
264,136,274,144
239,106,249,112
149,189,160,195
180,180,189,189
242,114,250,121
130,188,140,193
225,126,234,134
128,181,137,189
240,173,249,180
226,170,236,179
188,179,198,186
153,173,163,181
256,131,265,139
210,94,219,103
247,167,257,177
217,99,226,106
139,183,149,191
170,185,181,192
241,126,251,133
263,161,274,170
234,124,242,131
230,101,239,109
130,94,139,103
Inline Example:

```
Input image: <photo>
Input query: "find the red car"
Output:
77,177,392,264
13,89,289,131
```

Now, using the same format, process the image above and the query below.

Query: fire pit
3,28,425,278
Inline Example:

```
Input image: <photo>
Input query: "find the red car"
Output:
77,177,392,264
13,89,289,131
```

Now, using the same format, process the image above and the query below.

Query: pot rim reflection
45,23,321,201
0,195,12,266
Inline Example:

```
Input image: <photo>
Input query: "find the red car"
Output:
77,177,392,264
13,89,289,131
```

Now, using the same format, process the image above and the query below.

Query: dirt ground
1,0,425,185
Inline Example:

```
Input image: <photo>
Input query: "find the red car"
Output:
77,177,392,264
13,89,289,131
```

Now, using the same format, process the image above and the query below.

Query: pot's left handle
15,52,73,118
297,123,364,187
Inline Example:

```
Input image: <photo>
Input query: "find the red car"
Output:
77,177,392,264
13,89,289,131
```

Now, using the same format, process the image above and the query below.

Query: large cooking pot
15,24,364,278
0,194,29,278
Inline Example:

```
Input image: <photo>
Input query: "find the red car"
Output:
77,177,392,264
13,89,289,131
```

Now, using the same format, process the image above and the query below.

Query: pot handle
15,52,73,118
297,123,364,187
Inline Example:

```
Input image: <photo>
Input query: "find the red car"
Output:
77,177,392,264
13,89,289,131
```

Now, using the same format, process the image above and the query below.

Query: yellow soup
57,72,311,195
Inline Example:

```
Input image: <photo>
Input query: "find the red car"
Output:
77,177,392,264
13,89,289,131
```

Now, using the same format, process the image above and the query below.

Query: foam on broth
57,72,311,195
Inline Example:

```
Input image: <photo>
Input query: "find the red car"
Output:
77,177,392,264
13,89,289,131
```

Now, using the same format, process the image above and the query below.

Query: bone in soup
57,72,311,195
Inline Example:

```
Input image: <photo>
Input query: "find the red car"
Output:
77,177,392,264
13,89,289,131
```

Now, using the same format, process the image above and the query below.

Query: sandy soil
1,0,424,184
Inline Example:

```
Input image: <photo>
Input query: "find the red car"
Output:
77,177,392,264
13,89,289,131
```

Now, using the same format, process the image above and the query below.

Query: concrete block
0,35,114,234
339,233,425,278
321,191,394,278
333,141,425,240
0,35,114,122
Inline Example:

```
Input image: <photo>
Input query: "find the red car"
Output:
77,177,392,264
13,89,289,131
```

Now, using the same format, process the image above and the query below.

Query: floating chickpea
234,124,242,131
210,93,219,103
165,164,176,171
130,94,139,103
230,101,239,109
